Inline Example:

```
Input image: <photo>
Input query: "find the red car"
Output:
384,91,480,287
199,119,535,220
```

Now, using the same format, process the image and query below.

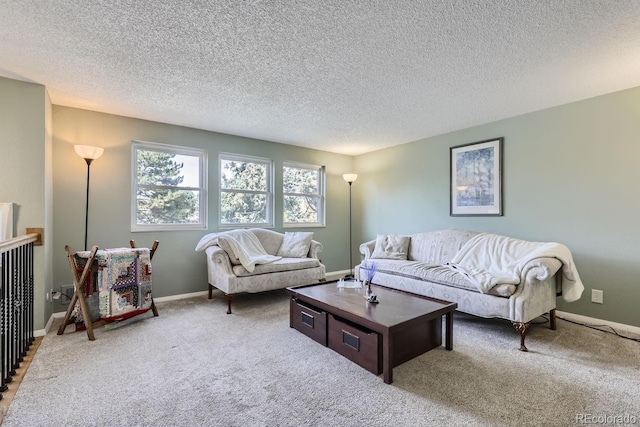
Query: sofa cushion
371,234,410,260
374,259,516,297
249,228,284,255
277,232,313,258
408,229,479,264
233,257,321,277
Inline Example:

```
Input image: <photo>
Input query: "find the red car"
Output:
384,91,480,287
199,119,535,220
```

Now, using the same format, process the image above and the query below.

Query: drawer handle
342,330,359,351
296,301,321,314
301,311,314,328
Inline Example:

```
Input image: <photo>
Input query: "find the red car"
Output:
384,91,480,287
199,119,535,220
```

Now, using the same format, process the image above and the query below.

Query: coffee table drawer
328,313,382,375
290,298,327,346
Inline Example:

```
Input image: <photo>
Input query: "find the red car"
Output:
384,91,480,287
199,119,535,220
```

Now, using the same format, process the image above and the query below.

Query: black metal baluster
0,237,36,398
1,251,7,397
10,247,18,376
27,242,34,345
3,249,13,386
17,243,25,362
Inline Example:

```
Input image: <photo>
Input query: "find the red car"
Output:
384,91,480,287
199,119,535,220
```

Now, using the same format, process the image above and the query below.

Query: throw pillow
277,232,314,258
370,234,410,260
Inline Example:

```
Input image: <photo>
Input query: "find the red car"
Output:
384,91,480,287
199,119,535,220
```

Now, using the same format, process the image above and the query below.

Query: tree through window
283,162,325,227
132,141,207,231
219,154,273,227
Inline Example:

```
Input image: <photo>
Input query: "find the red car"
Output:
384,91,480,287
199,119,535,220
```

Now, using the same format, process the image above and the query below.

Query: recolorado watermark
576,413,638,425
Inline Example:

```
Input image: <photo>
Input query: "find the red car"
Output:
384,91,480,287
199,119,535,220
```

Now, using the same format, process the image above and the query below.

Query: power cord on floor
531,314,550,325
556,315,640,343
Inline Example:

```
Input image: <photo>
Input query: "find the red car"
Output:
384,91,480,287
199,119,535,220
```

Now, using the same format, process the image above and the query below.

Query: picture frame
450,137,503,216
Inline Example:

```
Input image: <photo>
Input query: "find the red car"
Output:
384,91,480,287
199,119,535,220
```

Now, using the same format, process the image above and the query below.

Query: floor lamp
74,145,104,251
343,173,358,279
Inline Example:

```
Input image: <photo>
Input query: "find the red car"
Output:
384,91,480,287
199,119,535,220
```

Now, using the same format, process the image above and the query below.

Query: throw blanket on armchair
195,230,281,272
447,233,584,302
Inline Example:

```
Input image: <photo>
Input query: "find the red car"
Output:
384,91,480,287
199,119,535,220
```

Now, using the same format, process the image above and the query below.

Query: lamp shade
74,145,104,160
343,173,358,184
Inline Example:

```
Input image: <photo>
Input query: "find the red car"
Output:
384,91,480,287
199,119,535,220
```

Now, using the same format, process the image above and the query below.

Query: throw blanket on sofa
447,233,584,302
195,230,281,273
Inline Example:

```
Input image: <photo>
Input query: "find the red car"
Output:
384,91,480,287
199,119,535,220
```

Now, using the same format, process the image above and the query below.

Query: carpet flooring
3,290,639,427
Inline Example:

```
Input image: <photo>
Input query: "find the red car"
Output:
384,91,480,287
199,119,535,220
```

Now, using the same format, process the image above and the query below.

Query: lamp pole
74,145,104,251
343,174,358,279
83,158,93,251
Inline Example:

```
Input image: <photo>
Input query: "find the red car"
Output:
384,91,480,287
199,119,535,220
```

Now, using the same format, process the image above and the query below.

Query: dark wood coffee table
287,281,457,384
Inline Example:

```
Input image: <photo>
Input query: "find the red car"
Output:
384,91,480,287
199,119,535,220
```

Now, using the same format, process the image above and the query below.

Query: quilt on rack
74,247,153,322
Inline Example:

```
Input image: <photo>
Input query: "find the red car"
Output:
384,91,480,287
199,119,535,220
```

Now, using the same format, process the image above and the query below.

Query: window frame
131,140,208,232
282,161,326,228
219,153,274,229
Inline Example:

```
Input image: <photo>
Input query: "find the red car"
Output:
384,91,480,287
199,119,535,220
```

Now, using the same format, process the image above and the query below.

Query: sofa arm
510,259,561,323
521,258,562,285
359,240,376,259
206,246,234,275
308,240,323,259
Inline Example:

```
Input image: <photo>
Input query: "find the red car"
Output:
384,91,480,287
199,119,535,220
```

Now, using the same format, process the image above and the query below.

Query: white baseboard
39,271,349,336
42,290,210,336
36,314,58,337
153,290,208,303
556,310,640,338
326,270,351,281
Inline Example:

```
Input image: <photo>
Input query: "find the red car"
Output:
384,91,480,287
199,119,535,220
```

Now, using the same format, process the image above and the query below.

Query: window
283,162,325,227
219,153,273,227
131,141,207,231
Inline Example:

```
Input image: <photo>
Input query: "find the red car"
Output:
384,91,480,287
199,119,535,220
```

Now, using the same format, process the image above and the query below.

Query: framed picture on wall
450,137,503,216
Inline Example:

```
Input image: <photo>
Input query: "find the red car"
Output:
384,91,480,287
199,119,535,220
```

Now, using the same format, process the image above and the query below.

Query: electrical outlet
591,289,604,304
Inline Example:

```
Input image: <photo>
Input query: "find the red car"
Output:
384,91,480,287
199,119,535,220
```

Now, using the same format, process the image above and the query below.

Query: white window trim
219,153,274,229
131,140,207,232
283,161,326,228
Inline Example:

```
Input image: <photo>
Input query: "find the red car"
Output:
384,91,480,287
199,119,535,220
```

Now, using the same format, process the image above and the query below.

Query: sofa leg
225,294,234,314
208,284,213,299
512,321,530,352
549,309,557,330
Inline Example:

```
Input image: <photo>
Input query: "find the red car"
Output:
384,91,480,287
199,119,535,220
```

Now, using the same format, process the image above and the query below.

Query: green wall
0,76,53,330
353,86,640,327
4,74,640,330
51,106,354,312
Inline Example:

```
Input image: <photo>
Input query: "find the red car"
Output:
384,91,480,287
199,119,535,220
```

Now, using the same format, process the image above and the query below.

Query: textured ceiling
2,1,640,155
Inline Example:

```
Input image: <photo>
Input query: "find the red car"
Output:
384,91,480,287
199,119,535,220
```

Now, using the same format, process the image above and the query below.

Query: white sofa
196,229,326,314
355,229,584,351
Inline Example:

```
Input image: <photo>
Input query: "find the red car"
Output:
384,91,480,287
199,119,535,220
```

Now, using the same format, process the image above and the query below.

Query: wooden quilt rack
57,240,159,341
